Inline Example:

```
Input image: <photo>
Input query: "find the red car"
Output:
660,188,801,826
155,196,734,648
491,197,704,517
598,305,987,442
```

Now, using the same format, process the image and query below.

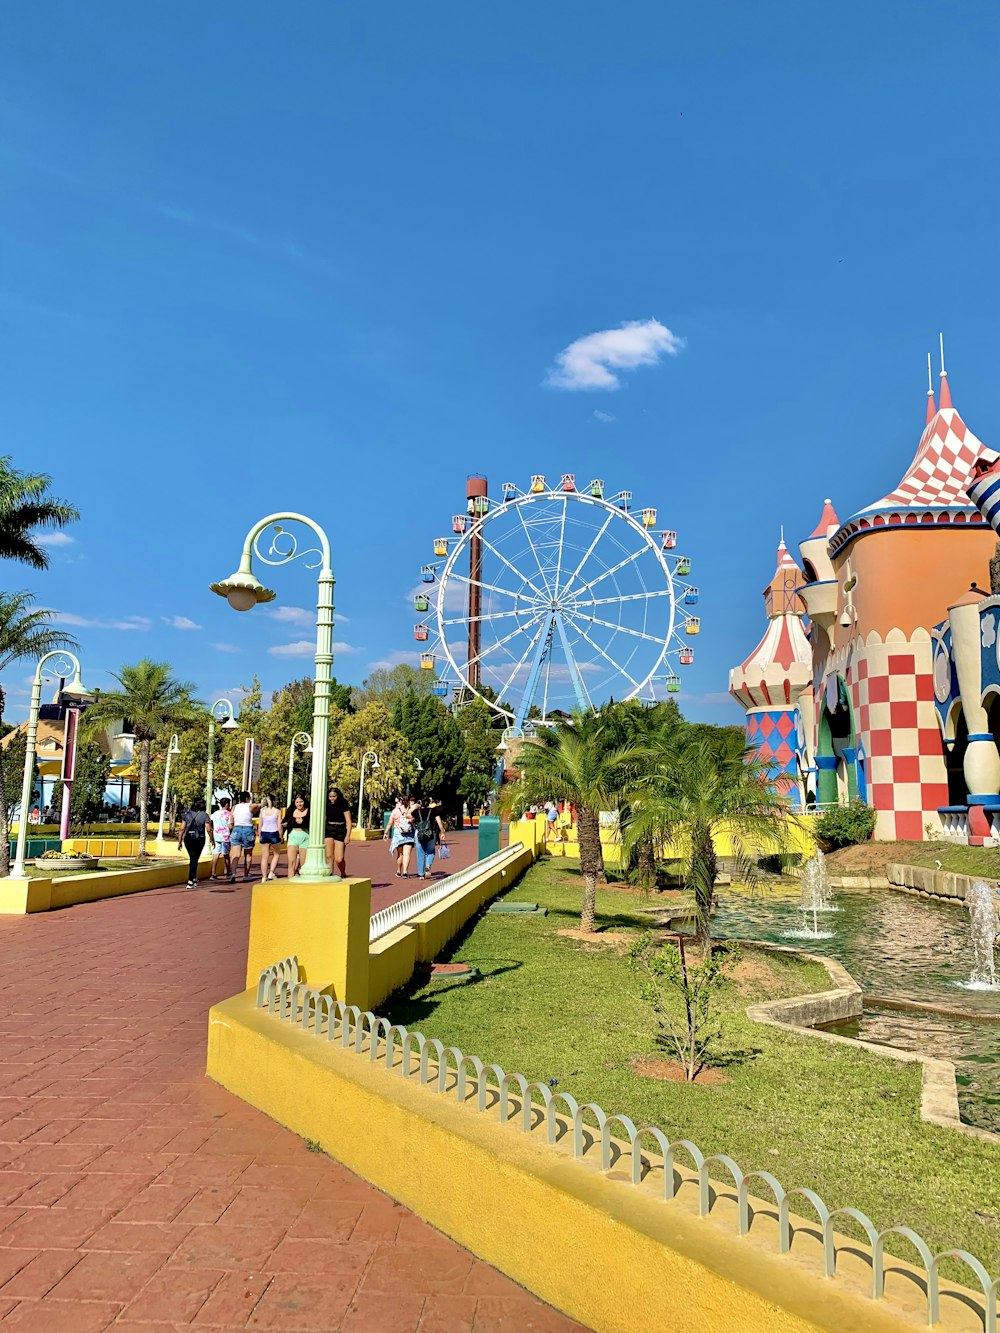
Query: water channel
688,881,1000,1133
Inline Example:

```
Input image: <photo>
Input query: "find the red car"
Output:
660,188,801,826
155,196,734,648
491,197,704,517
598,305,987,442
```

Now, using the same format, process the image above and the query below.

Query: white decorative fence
368,843,525,943
256,957,1000,1333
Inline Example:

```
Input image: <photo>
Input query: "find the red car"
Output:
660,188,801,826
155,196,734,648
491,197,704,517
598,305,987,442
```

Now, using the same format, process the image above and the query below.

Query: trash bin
478,815,501,860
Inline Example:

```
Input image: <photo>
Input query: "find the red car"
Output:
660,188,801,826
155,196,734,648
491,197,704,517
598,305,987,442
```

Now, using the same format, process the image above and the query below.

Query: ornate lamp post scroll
12,651,94,879
155,734,181,843
286,731,314,809
211,513,334,879
205,699,238,812
357,750,379,834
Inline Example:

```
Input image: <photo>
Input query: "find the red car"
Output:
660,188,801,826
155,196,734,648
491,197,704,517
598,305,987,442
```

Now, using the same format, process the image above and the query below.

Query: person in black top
325,786,353,879
414,797,446,880
178,798,215,889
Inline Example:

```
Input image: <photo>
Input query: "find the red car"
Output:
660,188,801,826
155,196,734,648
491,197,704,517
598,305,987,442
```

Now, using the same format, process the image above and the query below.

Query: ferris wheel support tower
466,474,487,690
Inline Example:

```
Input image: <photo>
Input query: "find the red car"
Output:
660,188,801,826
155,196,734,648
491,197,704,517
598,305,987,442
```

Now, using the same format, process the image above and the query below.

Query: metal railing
255,957,1000,1333
368,843,525,943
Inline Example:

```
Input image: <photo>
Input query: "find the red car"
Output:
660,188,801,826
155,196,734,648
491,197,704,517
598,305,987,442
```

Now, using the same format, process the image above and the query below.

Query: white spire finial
780,523,785,545
940,330,947,379
927,351,933,394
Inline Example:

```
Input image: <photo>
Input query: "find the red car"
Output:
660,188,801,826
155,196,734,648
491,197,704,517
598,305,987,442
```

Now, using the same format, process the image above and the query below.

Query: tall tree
392,691,465,811
0,458,79,569
515,712,634,931
327,701,416,822
355,663,434,711
457,697,504,814
82,660,203,856
0,592,76,874
623,734,790,945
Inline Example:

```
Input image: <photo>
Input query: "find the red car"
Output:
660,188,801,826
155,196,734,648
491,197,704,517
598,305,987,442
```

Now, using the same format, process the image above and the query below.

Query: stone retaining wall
886,863,981,904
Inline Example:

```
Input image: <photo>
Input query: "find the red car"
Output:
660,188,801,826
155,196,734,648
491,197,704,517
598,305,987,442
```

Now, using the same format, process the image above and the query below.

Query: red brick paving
0,838,587,1331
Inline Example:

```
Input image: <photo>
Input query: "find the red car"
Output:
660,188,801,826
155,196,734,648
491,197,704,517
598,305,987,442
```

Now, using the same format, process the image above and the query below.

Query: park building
730,347,1000,843
1,683,139,818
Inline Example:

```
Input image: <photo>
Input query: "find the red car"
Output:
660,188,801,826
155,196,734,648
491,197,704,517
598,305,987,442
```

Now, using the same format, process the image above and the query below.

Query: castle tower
729,539,812,808
798,348,998,839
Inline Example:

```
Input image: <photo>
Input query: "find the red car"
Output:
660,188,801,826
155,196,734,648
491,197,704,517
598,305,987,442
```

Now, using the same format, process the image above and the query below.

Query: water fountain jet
959,880,1000,992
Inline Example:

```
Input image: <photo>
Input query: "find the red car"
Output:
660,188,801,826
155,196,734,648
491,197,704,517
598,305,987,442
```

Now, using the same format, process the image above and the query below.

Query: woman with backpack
414,797,446,880
384,795,417,878
178,798,215,889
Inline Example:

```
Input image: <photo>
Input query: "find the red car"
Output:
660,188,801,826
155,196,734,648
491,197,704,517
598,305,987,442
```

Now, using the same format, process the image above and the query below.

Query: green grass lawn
907,843,1000,876
25,857,176,877
383,857,1000,1271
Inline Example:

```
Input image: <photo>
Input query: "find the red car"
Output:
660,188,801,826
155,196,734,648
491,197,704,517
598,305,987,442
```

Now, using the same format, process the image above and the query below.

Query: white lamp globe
227,587,258,612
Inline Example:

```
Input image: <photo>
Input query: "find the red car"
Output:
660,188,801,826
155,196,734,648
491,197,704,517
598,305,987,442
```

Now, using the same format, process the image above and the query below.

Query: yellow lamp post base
244,875,373,1006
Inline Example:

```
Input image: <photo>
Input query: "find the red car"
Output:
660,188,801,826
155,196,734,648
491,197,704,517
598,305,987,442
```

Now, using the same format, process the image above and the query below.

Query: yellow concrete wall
519,814,818,866
63,838,143,857
207,992,912,1333
368,925,419,1009
0,859,197,914
365,846,535,1009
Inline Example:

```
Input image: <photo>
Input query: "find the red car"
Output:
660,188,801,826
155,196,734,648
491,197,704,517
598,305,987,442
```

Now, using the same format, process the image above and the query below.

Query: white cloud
161,615,201,631
268,639,359,659
49,611,150,631
37,532,75,548
365,649,424,671
593,410,615,423
265,606,349,626
211,642,241,654
545,319,684,391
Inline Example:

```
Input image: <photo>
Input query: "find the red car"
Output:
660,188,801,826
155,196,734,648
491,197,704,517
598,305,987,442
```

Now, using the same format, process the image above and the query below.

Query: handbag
438,843,451,860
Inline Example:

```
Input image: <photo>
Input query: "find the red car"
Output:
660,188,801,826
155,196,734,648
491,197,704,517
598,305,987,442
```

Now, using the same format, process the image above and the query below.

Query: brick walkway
0,852,587,1331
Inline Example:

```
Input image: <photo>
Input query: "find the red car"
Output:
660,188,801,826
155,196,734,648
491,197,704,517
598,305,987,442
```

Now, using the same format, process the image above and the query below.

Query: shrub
815,800,877,849
627,930,740,1081
758,852,802,874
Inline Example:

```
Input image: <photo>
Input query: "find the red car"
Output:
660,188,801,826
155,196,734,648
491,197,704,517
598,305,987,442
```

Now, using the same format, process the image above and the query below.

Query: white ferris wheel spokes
412,477,700,729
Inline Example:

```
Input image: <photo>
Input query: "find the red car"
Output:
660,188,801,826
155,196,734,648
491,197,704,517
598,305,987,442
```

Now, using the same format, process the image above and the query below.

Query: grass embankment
384,858,1000,1270
828,841,1000,878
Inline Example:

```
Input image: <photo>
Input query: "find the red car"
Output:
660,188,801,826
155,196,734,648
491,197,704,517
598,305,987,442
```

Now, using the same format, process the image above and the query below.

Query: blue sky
3,1,1000,722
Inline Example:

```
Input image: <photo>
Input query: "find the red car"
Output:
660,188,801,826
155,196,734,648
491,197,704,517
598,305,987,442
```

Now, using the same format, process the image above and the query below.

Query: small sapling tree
627,930,739,1082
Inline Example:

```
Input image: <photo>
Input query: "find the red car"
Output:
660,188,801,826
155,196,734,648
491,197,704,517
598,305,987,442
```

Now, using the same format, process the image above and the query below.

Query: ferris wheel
412,473,700,731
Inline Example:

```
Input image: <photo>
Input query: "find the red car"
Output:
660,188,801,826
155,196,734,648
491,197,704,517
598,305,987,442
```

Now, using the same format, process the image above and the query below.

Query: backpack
416,813,436,841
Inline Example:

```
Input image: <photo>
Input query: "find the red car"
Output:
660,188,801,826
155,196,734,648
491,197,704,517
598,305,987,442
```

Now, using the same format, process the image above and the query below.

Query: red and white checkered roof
857,406,996,514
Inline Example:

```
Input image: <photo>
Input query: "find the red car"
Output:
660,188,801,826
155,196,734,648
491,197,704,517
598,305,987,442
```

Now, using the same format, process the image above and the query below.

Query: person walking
210,797,235,883
415,796,446,880
258,795,283,882
178,798,214,888
231,791,257,882
325,786,353,880
384,795,417,878
284,793,309,877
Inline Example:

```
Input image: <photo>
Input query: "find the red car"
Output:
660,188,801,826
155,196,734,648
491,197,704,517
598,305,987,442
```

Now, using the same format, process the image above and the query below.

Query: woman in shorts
210,797,234,883
325,786,353,879
258,795,283,882
284,793,309,877
230,791,257,882
384,795,417,878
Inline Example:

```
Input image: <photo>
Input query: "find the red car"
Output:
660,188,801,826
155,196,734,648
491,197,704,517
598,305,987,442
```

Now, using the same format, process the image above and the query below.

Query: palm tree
82,661,203,857
623,732,791,945
603,699,684,889
0,593,77,874
0,458,79,569
515,711,635,932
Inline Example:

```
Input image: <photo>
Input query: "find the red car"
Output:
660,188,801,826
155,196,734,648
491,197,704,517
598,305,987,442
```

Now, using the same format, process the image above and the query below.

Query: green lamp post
211,512,334,880
12,651,95,879
205,698,238,812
